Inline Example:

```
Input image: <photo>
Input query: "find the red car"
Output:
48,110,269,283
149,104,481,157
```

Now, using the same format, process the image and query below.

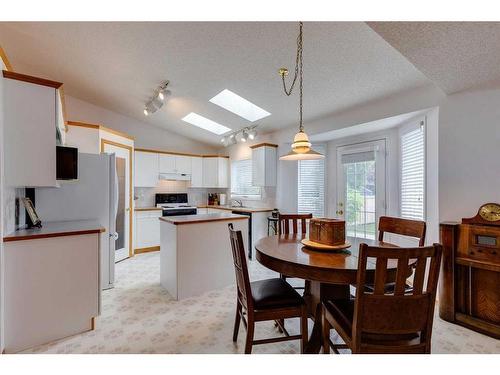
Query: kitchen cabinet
159,154,176,174
175,155,192,174
135,210,162,251
202,156,229,188
135,151,159,187
3,71,63,187
251,144,278,187
190,157,203,187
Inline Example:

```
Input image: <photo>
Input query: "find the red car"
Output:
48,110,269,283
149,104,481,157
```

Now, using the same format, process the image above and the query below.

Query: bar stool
267,216,279,235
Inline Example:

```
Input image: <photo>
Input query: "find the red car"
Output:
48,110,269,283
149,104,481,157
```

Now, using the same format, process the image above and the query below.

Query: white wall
65,96,218,154
439,88,500,221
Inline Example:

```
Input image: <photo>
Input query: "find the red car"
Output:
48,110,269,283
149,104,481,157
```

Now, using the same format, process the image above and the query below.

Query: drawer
135,209,162,218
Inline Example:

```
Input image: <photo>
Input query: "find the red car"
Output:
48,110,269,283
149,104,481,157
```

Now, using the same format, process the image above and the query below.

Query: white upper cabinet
203,157,229,188
251,144,277,187
3,72,61,187
135,151,159,187
159,154,176,174
190,157,203,187
217,157,229,188
175,155,192,175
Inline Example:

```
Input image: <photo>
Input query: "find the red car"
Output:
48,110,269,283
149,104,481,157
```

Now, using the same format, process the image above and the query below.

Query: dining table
254,234,400,354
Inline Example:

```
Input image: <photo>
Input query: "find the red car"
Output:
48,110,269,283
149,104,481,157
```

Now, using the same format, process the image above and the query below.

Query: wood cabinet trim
135,147,228,158
0,45,13,71
3,70,63,89
3,228,104,242
67,120,135,141
249,143,279,149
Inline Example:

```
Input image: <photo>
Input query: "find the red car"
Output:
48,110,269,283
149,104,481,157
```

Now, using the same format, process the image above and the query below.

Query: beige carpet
23,252,500,354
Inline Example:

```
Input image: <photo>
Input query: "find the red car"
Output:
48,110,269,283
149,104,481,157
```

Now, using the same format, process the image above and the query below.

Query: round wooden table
255,234,399,353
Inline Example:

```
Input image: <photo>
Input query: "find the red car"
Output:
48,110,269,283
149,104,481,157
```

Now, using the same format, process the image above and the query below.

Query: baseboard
134,246,160,254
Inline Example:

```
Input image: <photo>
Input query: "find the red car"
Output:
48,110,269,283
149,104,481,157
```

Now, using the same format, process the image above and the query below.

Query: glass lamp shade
280,130,324,160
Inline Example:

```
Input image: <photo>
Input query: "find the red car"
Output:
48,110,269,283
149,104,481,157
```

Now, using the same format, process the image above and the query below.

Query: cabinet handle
336,210,344,215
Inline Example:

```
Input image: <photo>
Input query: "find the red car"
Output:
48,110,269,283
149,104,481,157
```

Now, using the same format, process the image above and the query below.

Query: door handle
110,232,119,240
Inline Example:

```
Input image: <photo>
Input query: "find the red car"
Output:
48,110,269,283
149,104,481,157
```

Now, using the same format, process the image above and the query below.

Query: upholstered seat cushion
251,278,305,309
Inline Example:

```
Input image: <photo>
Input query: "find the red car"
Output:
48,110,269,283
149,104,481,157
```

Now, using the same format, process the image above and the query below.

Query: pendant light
279,22,324,161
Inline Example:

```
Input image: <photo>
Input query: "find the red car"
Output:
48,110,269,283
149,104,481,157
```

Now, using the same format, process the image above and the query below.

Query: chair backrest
278,213,313,235
353,243,442,353
228,223,253,311
378,216,427,246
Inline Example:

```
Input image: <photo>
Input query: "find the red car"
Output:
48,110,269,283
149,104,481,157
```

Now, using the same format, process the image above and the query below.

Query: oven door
163,208,197,216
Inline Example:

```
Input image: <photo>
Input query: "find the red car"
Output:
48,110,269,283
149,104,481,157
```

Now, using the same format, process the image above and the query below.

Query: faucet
231,199,243,207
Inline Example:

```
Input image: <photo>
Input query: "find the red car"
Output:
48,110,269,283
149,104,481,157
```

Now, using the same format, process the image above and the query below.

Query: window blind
231,159,261,198
400,124,425,220
298,144,326,217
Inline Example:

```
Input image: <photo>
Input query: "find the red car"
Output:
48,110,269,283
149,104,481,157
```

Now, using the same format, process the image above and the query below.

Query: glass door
336,140,386,240
102,140,132,263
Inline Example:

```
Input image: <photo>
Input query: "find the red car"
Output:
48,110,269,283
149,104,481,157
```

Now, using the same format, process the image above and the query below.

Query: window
231,159,261,198
298,144,326,217
400,121,425,220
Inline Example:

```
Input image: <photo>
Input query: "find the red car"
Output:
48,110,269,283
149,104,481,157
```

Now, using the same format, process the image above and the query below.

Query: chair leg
322,310,330,354
300,306,308,354
244,318,255,354
233,301,241,342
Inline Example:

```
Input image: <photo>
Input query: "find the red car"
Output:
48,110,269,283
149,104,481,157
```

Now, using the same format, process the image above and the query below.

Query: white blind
231,159,261,197
298,144,326,217
400,125,425,220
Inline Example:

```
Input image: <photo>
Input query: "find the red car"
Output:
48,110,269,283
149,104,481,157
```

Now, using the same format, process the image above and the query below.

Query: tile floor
23,252,500,354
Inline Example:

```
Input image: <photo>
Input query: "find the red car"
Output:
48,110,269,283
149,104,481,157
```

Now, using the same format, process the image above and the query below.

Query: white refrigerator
35,153,118,291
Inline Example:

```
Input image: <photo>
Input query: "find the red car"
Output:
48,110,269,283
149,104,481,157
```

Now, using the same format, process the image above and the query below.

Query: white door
336,140,386,240
102,141,132,262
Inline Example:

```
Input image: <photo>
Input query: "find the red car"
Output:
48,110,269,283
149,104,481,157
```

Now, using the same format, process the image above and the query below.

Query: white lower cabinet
135,210,162,250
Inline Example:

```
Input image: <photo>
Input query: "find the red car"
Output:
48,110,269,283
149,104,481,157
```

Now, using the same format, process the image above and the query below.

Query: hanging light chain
280,22,304,132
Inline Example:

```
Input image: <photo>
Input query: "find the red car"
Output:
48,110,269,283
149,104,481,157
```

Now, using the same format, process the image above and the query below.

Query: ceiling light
248,128,257,140
209,89,271,122
220,137,226,143
182,112,232,135
144,80,170,116
143,108,149,116
240,130,248,142
278,22,324,161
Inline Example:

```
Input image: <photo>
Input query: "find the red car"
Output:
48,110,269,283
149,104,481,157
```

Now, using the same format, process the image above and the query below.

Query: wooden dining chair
372,216,427,294
378,216,426,246
228,223,308,354
322,243,442,354
278,213,313,236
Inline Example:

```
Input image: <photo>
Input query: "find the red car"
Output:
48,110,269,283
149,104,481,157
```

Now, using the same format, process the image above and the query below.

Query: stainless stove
155,193,197,216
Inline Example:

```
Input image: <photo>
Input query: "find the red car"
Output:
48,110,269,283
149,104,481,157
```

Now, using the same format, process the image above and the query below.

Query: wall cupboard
2,71,64,187
251,143,277,187
134,149,228,189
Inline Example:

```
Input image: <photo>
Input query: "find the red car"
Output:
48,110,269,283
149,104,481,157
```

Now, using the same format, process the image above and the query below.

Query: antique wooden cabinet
439,203,500,339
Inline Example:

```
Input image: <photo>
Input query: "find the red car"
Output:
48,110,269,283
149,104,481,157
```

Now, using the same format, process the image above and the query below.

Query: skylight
209,89,271,122
181,112,232,135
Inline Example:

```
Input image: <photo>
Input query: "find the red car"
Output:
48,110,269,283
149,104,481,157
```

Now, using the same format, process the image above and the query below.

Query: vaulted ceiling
1,22,499,146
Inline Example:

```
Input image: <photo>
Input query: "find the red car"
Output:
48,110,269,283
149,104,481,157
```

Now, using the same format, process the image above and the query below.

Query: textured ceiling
368,22,500,94
0,22,432,145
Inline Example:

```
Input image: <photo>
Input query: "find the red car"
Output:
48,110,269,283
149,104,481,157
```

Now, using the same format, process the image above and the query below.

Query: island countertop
3,220,105,242
159,212,249,225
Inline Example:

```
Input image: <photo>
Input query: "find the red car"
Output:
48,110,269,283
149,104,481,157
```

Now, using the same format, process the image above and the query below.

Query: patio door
336,140,386,240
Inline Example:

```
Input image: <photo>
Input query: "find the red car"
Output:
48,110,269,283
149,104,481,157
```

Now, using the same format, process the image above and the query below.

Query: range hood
158,173,191,181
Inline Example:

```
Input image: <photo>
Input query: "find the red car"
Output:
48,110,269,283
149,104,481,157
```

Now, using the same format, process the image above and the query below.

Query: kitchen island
159,213,249,300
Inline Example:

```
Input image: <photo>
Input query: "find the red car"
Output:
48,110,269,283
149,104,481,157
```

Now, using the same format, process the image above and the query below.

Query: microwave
56,146,78,180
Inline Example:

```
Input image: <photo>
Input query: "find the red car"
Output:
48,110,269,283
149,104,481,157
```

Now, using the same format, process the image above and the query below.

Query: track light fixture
143,80,171,116
220,126,258,147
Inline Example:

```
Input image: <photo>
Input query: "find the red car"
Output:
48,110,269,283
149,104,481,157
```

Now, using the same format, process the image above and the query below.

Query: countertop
3,220,105,242
159,213,249,225
198,205,274,213
134,207,162,211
